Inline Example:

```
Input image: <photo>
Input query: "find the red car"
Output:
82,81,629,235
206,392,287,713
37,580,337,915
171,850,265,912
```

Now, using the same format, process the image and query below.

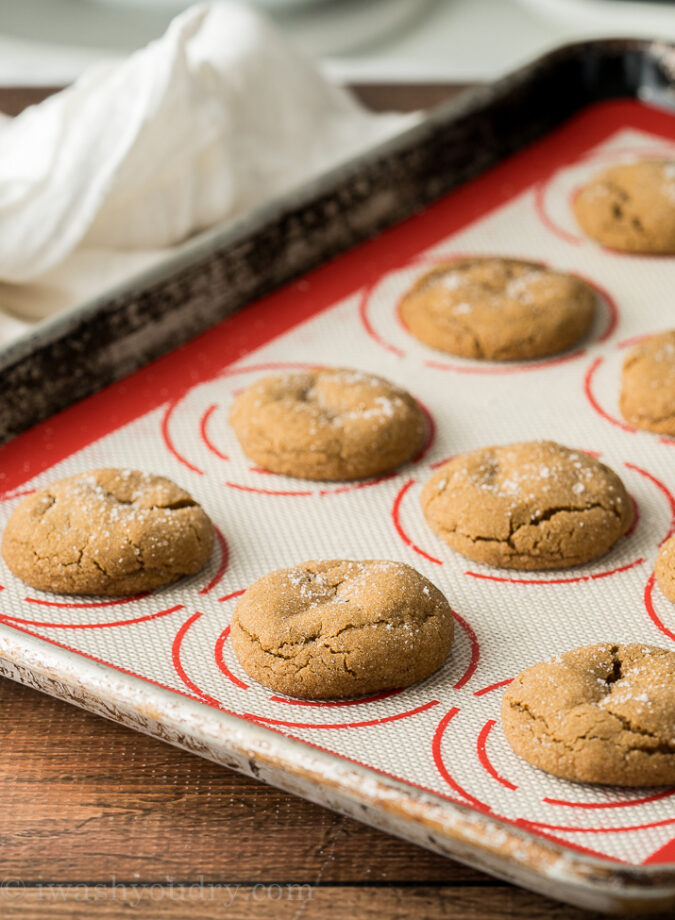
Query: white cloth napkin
0,2,413,342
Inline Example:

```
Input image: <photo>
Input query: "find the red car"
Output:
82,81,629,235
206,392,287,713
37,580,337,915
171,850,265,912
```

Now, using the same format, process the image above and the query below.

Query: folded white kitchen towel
0,2,413,340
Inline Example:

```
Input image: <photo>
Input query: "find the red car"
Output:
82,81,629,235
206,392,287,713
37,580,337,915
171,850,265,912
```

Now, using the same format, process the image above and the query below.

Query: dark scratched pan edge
0,38,672,444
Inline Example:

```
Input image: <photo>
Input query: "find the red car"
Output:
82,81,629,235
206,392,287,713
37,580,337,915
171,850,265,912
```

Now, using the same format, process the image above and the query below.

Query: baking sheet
0,98,674,904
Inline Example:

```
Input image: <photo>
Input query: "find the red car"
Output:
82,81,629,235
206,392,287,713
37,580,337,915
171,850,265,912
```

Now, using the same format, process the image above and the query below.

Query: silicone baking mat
0,99,673,871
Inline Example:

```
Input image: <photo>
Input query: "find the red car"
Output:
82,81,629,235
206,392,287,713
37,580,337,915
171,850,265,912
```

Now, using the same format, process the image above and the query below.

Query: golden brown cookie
620,330,675,436
230,559,454,699
655,535,675,603
398,258,595,361
228,368,427,481
1,469,214,596
420,440,633,570
573,160,675,253
502,643,675,786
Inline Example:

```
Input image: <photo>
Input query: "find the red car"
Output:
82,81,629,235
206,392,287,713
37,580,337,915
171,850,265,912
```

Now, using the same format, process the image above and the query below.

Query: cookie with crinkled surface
230,559,454,699
398,258,595,361
502,643,675,786
656,535,675,603
420,440,633,570
1,469,214,596
620,330,675,437
574,160,675,253
228,367,427,481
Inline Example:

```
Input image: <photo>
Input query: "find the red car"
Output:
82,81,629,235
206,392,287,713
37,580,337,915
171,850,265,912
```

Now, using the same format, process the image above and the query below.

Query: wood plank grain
0,678,480,883
4,883,671,920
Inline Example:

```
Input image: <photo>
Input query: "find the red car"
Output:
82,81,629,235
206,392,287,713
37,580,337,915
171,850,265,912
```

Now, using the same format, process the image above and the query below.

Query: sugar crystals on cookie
228,367,427,481
502,643,675,786
420,440,633,570
1,468,214,596
398,257,596,362
620,330,675,437
229,559,454,699
574,160,675,253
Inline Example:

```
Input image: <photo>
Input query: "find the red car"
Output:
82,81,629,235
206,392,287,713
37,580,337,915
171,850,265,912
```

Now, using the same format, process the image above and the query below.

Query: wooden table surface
0,84,669,920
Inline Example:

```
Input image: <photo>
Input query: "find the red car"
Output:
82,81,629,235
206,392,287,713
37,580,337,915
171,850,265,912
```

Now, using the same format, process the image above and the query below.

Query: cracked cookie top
420,440,633,570
398,258,595,362
229,559,454,699
502,643,675,786
1,468,214,596
656,535,675,603
573,160,675,253
228,368,427,481
620,330,675,437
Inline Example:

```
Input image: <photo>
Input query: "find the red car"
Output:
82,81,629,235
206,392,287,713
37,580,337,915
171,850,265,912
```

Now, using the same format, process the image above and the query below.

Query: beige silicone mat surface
0,99,673,869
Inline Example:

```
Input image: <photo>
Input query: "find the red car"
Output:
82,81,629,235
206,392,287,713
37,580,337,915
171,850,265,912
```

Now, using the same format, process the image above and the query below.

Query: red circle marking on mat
583,357,636,434
476,719,518,791
533,179,583,245
625,462,675,542
584,354,675,445
218,588,246,604
204,362,436,499
468,678,674,811
473,678,514,697
199,526,229,596
212,607,405,707
451,609,480,690
224,481,314,497
432,708,491,811
358,283,404,357
644,572,675,643
267,689,403,707
423,350,587,375
0,603,184,630
247,699,440,731
410,398,436,465
618,334,650,350
208,591,423,722
534,142,675,252
391,478,442,565
161,401,204,475
236,470,397,499
625,494,639,539
172,610,223,708
238,393,436,499
465,474,644,585
359,252,617,374
199,404,229,461
214,625,249,690
163,361,319,484
214,586,457,709
542,788,675,810
24,592,151,608
465,557,646,586
519,815,675,834
436,703,675,827
429,455,454,471
316,473,396,497
0,488,36,502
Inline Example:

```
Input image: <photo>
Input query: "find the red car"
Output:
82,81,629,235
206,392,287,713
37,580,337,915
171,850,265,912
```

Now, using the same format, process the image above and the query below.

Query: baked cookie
502,643,675,786
655,535,675,603
420,440,633,570
573,160,675,253
620,330,675,437
1,469,214,596
228,368,427,481
398,258,595,361
230,559,454,699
